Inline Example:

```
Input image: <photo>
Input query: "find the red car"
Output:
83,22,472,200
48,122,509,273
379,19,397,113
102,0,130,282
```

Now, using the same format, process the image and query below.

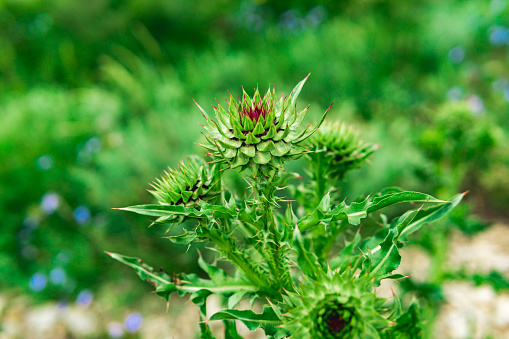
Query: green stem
204,225,272,291
237,221,276,268
253,175,293,292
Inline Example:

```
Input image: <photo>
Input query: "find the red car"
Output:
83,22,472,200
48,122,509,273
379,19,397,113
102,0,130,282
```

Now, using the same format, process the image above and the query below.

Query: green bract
196,75,330,176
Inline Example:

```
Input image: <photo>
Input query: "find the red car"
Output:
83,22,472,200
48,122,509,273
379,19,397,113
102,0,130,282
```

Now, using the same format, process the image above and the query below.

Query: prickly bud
285,272,388,338
307,121,378,181
149,156,220,222
197,75,330,176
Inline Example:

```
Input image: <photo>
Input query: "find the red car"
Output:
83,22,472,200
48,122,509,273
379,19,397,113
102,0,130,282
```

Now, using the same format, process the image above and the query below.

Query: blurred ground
378,223,509,339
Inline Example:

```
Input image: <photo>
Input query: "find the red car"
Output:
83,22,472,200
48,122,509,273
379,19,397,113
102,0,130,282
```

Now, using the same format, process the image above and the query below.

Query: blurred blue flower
448,46,465,64
235,1,273,32
18,228,33,243
56,250,73,265
29,273,47,292
23,216,39,229
504,87,509,102
56,300,70,313
41,192,59,214
306,6,327,27
492,78,508,92
246,13,264,31
468,95,484,115
447,87,463,101
108,322,124,338
36,154,54,171
86,137,102,153
76,289,93,307
279,9,306,33
28,13,52,37
490,26,509,45
49,267,66,285
73,206,91,225
124,313,143,332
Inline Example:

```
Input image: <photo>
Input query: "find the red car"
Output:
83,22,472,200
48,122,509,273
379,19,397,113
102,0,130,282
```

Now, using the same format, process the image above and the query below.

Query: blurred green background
1,0,509,337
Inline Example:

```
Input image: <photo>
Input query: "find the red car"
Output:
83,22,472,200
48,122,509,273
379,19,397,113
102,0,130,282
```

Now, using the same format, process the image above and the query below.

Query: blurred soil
378,223,509,339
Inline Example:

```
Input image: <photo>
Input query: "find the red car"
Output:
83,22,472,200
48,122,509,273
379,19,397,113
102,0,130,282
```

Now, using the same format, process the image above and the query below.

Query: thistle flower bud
307,121,378,181
149,156,220,222
196,75,330,176
285,272,388,338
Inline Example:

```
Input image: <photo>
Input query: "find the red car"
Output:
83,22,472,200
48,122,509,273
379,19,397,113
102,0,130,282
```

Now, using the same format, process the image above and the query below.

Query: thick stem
202,224,272,291
236,221,276,269
252,175,293,291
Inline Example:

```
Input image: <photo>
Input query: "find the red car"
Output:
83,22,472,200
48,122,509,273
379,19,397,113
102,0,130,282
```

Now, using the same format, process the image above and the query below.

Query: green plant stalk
235,220,278,275
200,222,272,292
253,176,293,292
264,200,292,290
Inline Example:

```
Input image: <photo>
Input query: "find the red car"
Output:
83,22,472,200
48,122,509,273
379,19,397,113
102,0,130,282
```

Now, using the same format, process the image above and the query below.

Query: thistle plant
108,76,463,338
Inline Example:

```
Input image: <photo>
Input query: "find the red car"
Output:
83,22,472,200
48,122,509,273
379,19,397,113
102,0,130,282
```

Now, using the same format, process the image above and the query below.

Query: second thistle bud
307,120,378,181
197,75,330,176
149,156,220,223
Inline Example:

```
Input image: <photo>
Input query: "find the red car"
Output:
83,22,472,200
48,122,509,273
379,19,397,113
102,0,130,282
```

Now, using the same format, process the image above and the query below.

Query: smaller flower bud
307,121,378,181
149,156,220,222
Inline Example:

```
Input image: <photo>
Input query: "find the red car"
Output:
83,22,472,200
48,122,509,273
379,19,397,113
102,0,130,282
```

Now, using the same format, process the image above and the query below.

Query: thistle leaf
367,191,448,214
228,291,247,309
257,140,275,152
245,132,261,145
231,154,250,169
106,252,176,301
165,230,197,244
117,204,204,218
209,307,282,333
297,190,449,232
367,210,419,281
399,192,465,239
289,74,310,109
118,202,235,222
253,120,265,135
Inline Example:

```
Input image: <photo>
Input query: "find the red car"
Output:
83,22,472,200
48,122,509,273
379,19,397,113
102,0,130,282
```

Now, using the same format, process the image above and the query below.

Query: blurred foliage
1,0,508,335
